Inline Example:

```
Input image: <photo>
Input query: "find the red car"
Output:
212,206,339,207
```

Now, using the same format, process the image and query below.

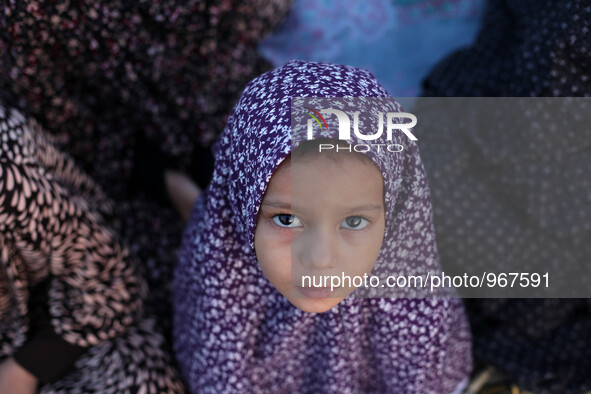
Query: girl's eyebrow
344,204,383,213
261,200,293,210
261,200,383,213
337,204,384,217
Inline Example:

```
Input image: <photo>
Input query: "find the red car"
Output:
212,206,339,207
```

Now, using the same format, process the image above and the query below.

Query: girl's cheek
267,220,295,241
257,221,293,249
340,226,380,246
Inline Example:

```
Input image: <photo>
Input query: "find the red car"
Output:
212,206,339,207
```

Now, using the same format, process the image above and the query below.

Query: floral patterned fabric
418,0,591,391
174,60,472,393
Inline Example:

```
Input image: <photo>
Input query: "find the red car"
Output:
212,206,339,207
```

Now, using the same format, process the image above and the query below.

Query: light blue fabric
260,0,486,96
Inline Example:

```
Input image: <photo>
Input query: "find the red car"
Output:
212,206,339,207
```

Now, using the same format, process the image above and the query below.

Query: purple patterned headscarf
174,60,472,393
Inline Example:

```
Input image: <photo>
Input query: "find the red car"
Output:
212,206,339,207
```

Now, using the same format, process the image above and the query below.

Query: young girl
173,60,472,393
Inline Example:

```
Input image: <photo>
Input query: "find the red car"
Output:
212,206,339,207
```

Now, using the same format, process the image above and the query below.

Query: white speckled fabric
174,60,472,393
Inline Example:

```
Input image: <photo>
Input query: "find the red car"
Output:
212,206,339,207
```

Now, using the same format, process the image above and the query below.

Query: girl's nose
298,227,337,269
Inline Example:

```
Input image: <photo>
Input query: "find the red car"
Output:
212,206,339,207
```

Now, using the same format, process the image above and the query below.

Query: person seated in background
419,0,591,392
0,104,185,393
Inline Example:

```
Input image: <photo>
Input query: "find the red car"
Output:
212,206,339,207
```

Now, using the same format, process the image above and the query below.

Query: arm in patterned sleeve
1,106,146,378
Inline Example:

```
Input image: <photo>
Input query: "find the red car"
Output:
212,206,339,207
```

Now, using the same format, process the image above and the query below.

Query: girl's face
254,152,385,313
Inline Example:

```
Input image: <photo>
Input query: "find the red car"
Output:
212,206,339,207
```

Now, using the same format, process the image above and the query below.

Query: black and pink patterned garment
0,104,185,392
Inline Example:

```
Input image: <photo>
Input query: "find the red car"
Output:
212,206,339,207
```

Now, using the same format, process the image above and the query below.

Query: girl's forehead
264,153,384,209
271,151,382,183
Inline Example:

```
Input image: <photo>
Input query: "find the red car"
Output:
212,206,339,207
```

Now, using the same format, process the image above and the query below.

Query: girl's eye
341,216,369,230
272,214,303,228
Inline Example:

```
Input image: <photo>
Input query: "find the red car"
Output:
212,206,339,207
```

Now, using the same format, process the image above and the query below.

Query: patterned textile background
260,0,485,96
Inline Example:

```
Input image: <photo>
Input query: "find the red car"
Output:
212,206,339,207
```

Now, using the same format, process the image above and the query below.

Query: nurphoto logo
305,107,417,153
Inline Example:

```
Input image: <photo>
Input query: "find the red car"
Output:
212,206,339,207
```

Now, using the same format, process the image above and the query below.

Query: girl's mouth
296,286,337,299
